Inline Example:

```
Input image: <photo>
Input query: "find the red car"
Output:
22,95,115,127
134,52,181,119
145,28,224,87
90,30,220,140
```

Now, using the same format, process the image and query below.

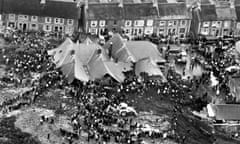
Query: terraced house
85,0,191,39
0,0,80,35
191,1,237,38
155,2,191,38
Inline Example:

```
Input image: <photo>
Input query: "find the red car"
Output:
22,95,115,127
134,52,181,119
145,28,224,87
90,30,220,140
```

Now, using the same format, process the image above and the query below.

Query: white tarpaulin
87,52,131,82
135,58,166,81
48,38,131,83
104,34,164,63
48,38,73,64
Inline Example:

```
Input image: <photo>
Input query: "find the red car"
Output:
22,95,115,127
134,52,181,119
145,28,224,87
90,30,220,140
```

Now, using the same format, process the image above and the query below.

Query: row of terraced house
1,0,240,39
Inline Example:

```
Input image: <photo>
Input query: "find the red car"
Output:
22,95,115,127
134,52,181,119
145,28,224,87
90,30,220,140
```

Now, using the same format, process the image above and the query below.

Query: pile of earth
0,116,41,144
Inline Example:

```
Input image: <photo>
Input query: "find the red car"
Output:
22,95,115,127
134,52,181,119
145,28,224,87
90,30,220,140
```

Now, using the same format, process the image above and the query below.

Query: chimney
40,0,46,5
118,0,123,8
152,0,159,16
152,0,158,7
85,0,88,10
196,0,201,11
230,0,235,9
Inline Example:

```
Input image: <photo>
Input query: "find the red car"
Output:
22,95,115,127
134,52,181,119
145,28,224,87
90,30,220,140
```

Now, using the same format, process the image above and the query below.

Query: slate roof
216,7,236,20
200,0,211,4
158,3,191,18
199,5,217,21
87,3,123,20
158,0,168,3
0,0,79,19
123,3,158,19
213,104,240,121
235,0,240,6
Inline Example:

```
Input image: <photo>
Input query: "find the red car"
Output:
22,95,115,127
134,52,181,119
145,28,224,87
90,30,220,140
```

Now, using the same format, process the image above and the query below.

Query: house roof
235,0,240,6
87,3,123,20
213,104,240,121
0,0,79,19
216,7,236,20
200,0,211,4
200,5,217,21
158,3,190,18
123,3,158,19
235,6,240,22
158,0,168,3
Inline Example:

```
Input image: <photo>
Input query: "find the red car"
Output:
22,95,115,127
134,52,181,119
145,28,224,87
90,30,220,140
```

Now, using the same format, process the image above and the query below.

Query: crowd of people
0,31,240,143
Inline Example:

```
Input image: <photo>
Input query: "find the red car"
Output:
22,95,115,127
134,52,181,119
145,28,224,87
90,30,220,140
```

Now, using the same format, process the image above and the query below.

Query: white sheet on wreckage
74,58,89,82
55,43,77,68
47,38,73,62
88,55,129,83
135,58,166,80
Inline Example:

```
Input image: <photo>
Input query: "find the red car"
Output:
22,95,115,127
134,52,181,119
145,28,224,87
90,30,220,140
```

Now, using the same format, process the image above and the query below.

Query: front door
23,23,27,31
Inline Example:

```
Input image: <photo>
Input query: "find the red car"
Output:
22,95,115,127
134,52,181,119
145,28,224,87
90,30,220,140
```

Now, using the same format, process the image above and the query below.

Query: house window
90,21,98,27
113,20,117,25
168,29,171,35
216,21,222,28
172,28,176,35
173,20,178,26
237,23,240,29
9,14,15,21
224,21,230,28
31,16,38,21
68,19,73,25
159,21,166,27
159,28,164,34
45,17,51,23
181,20,186,26
55,18,59,24
203,22,210,27
223,29,229,35
89,28,98,34
134,20,144,27
146,20,153,26
46,25,50,30
125,20,132,27
179,28,185,33
32,24,36,27
211,28,216,36
212,21,217,27
125,28,131,34
60,18,64,24
180,34,185,38
18,15,24,21
99,20,106,27
59,26,63,31
201,28,209,35
168,21,173,27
